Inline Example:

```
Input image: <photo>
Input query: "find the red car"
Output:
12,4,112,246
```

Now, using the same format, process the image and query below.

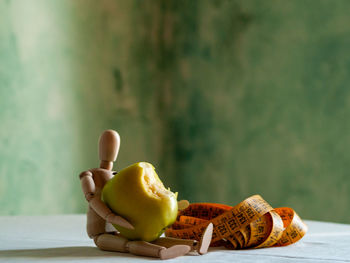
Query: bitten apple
102,162,178,242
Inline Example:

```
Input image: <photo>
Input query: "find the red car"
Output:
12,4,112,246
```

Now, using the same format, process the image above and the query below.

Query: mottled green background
1,0,350,223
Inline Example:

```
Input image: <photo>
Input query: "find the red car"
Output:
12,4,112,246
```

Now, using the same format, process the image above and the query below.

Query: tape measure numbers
166,195,307,249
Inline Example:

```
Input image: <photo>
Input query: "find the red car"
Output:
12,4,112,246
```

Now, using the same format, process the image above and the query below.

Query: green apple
102,162,178,241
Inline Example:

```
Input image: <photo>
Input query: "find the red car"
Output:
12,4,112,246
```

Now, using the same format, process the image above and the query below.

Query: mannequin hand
178,200,190,211
106,213,134,230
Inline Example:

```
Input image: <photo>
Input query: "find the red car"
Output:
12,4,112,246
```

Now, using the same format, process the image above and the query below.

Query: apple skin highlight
102,162,178,242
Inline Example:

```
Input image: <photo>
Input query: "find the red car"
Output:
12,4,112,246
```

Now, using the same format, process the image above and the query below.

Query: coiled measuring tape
165,195,307,249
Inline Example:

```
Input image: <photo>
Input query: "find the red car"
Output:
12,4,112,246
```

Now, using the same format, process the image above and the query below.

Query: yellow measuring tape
165,195,307,249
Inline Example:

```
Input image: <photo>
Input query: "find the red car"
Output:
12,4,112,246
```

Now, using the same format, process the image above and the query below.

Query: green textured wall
1,0,350,224
0,0,162,215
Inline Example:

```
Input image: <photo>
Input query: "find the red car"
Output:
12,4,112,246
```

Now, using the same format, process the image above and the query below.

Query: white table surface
0,215,349,262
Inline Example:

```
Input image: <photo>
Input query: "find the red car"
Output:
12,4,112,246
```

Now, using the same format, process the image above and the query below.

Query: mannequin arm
89,197,134,229
79,171,134,229
79,171,95,201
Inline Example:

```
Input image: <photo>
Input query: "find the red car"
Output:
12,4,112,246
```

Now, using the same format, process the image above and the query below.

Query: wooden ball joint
79,130,213,259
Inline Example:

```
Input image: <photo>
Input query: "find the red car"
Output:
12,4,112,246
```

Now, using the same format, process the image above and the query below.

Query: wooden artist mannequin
79,130,213,259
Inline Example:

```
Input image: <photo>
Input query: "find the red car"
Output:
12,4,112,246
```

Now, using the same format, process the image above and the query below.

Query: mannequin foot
198,223,213,255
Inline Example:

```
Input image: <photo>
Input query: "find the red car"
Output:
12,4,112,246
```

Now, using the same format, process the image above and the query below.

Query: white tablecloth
0,215,349,262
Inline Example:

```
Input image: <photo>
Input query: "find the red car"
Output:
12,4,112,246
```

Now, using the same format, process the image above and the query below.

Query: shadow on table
0,246,149,260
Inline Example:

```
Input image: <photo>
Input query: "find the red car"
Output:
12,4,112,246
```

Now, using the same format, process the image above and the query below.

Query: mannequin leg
86,206,106,239
154,222,213,255
152,237,197,250
127,241,191,260
94,233,190,259
94,233,129,252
